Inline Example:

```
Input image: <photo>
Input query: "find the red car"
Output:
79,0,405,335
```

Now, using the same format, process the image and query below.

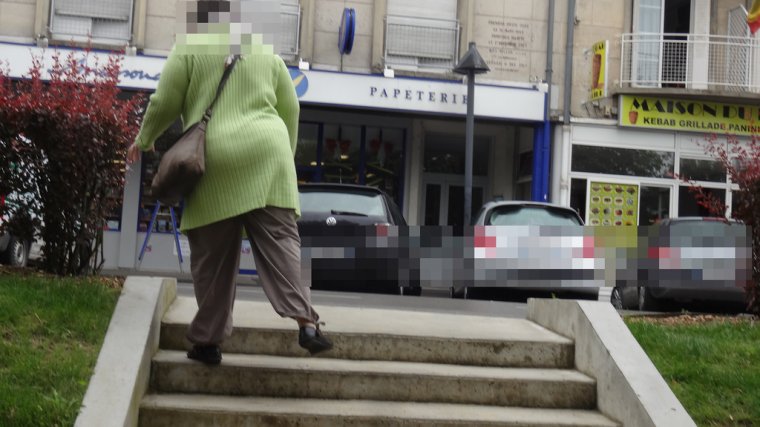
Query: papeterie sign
620,95,760,136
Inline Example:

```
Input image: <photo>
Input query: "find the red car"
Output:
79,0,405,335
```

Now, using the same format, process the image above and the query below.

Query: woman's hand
127,143,153,164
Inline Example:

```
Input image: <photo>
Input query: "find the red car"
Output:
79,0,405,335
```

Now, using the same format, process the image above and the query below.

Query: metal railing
278,4,301,60
50,0,134,45
384,15,460,71
620,32,760,93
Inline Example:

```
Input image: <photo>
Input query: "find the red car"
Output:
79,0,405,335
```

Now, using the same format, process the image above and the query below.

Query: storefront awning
0,41,546,122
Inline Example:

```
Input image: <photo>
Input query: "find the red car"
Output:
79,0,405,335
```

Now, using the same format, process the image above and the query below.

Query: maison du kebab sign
620,95,760,136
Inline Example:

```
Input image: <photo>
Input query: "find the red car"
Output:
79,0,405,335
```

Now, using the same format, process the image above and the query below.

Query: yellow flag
749,0,760,34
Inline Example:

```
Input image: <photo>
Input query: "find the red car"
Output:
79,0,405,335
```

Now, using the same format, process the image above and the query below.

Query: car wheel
401,286,422,296
1,237,28,268
610,287,624,310
638,286,665,312
450,286,466,299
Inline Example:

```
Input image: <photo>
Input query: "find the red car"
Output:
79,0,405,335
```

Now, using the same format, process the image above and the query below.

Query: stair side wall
75,277,178,427
527,298,696,427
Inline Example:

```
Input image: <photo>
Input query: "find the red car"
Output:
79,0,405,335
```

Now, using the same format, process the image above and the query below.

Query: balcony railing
384,15,460,71
620,32,760,93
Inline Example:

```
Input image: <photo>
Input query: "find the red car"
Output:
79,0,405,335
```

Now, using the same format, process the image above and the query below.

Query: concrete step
140,394,619,427
161,296,574,368
151,350,596,409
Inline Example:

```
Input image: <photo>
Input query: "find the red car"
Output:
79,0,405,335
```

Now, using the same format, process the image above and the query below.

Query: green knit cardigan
135,48,300,231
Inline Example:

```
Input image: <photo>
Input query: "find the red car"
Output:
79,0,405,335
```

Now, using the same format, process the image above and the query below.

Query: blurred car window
300,191,386,217
667,219,736,233
487,206,583,226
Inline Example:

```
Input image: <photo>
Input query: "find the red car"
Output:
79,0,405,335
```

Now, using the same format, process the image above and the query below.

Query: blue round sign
289,69,309,98
338,8,356,55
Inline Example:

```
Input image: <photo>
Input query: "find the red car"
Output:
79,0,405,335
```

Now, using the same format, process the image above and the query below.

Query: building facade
559,0,759,228
1,0,758,273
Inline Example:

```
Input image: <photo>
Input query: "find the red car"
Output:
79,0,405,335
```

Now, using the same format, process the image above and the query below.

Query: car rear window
669,220,738,235
300,191,386,217
487,206,583,226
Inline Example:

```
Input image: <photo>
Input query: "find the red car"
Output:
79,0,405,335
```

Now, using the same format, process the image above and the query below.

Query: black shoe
187,344,222,365
299,325,334,355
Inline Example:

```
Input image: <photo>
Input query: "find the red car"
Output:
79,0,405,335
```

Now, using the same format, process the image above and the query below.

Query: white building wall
312,0,374,72
142,0,177,54
0,0,37,41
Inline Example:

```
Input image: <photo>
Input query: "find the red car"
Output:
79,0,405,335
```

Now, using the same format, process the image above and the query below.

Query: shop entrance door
422,173,488,226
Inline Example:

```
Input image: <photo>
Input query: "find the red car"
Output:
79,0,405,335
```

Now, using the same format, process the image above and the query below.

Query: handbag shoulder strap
202,54,240,122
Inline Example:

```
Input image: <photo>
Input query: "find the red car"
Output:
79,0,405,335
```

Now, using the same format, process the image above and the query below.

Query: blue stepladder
137,201,184,271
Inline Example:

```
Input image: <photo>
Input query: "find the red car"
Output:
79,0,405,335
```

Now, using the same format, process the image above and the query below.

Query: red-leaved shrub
0,49,143,275
685,133,760,315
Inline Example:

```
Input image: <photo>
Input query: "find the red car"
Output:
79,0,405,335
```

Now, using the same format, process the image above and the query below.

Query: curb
75,276,177,427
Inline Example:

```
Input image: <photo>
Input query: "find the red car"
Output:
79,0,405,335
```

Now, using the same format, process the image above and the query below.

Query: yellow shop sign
619,95,760,136
590,41,608,101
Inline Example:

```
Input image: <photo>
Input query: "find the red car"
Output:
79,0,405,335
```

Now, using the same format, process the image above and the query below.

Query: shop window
295,123,320,183
515,151,533,201
572,145,674,179
517,151,533,179
104,183,123,231
570,178,587,222
138,119,184,234
731,190,746,219
295,121,407,207
447,186,483,227
365,128,404,203
424,184,441,225
516,182,532,201
322,125,361,185
679,158,726,183
678,186,725,217
50,0,134,45
639,186,670,225
424,134,489,175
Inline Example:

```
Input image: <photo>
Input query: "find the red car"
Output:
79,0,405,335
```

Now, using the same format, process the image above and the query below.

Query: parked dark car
0,195,31,267
458,201,601,299
625,217,751,311
297,183,419,295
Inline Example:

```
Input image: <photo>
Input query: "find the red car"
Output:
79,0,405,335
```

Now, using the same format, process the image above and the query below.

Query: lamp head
453,42,490,75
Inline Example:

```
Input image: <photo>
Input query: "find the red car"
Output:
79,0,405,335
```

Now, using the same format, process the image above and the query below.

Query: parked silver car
456,201,603,299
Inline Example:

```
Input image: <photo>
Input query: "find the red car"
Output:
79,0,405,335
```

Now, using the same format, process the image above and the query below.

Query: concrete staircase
138,296,619,426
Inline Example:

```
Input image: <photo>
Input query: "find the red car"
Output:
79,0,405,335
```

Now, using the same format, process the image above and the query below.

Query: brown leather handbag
150,55,240,205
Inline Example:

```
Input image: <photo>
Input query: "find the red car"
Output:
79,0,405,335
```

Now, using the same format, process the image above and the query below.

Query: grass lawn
626,315,760,426
0,267,121,427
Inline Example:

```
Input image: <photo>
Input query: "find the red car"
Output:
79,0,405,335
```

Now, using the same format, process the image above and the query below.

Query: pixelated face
176,0,281,55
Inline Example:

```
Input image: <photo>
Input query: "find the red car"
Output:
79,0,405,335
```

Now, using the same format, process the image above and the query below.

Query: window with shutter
50,0,135,45
279,0,301,60
384,0,459,71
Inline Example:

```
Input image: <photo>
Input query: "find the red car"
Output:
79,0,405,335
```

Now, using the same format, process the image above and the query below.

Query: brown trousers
185,206,319,345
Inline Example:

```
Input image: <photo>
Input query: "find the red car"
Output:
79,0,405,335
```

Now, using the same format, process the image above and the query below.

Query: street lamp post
453,42,489,226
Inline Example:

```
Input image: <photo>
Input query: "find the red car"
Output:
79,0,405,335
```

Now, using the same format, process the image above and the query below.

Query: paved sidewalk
176,280,530,319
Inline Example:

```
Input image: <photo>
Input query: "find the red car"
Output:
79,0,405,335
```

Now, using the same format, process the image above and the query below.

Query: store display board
587,181,639,226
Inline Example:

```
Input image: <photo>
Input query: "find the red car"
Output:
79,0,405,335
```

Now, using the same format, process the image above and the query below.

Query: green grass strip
626,317,760,426
0,273,120,427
